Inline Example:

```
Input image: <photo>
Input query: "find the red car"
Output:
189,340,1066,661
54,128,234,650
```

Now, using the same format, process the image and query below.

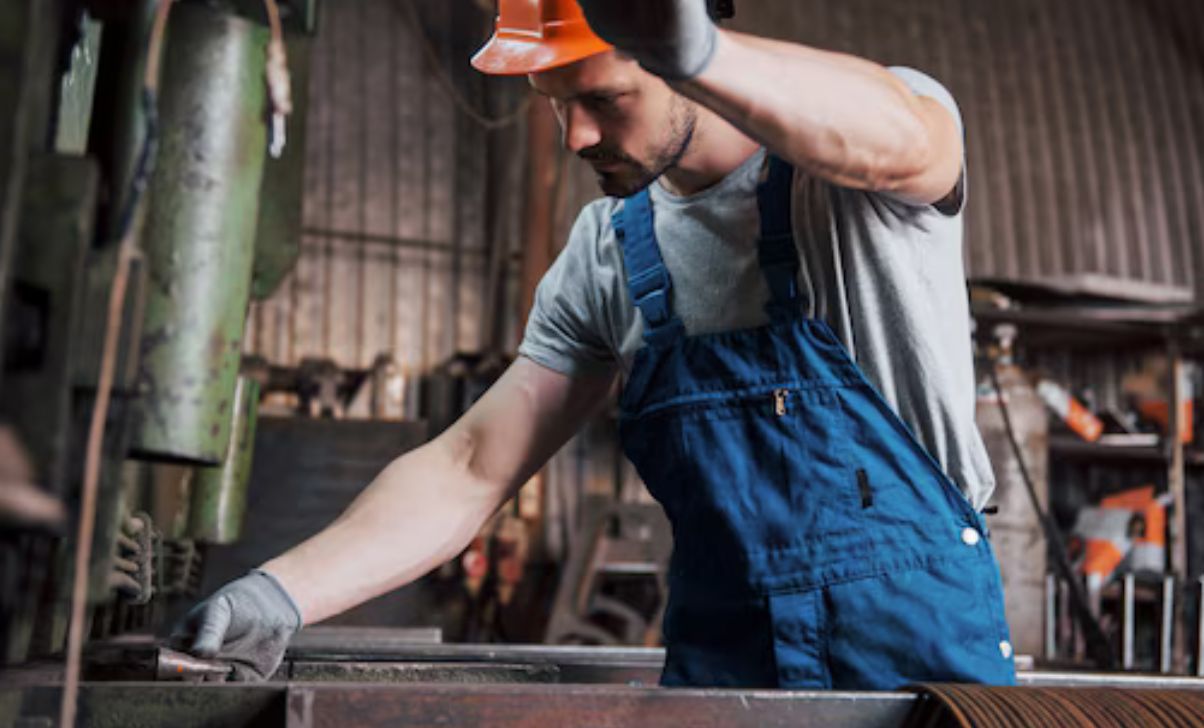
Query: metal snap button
999,640,1013,659
961,527,981,546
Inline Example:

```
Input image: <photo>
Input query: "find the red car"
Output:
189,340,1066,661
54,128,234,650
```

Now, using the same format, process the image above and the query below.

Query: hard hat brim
471,33,613,76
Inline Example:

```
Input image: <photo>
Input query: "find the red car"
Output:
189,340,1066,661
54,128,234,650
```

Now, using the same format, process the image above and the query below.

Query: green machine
129,1,269,465
130,0,314,544
0,0,316,671
131,0,312,461
188,374,261,544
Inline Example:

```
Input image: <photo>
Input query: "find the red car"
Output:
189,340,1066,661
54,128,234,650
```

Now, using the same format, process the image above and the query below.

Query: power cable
390,0,530,131
987,363,1115,670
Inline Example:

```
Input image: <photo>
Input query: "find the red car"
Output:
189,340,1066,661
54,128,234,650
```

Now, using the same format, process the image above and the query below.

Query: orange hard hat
472,0,613,76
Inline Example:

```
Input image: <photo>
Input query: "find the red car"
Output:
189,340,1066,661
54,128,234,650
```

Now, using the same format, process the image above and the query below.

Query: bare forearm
678,30,958,203
260,437,503,625
258,359,614,626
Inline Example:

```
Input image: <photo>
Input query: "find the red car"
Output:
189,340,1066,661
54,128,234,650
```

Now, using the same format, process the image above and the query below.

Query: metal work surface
291,684,915,728
3,683,916,728
11,639,1204,727
79,639,1204,690
282,643,665,685
287,661,560,684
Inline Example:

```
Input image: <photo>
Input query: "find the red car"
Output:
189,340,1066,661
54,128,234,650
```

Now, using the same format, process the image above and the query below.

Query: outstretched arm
264,357,616,624
174,358,615,680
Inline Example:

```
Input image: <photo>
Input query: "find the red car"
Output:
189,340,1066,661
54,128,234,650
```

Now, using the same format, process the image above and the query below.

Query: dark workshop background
2,0,1204,684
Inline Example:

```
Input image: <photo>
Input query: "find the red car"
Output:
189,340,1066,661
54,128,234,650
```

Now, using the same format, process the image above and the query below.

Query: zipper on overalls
773,388,790,416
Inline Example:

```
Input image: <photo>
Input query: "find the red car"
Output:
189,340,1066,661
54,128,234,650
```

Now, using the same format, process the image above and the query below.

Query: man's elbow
878,101,963,204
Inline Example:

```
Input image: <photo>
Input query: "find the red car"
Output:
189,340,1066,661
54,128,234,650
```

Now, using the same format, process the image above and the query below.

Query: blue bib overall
614,156,1016,690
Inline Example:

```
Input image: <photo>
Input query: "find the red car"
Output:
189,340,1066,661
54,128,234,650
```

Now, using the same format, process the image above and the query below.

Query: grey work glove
170,569,302,681
577,0,718,80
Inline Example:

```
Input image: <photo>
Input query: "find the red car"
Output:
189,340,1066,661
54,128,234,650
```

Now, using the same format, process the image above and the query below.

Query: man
176,0,1015,689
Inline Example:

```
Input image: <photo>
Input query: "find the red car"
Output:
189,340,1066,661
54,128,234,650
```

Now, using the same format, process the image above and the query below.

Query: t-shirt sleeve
887,66,968,216
517,202,618,377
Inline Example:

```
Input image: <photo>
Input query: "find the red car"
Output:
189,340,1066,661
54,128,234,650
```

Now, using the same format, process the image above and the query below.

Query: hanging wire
987,361,1115,670
59,2,171,723
389,0,531,131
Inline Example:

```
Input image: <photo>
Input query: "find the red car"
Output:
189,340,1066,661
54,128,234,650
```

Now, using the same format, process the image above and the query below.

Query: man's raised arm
578,1,963,207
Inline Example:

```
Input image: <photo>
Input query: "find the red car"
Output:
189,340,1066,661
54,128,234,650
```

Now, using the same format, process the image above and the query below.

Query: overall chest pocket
626,383,866,568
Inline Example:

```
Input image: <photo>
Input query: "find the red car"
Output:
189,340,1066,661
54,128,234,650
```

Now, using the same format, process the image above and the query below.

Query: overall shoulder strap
613,190,685,346
757,155,802,322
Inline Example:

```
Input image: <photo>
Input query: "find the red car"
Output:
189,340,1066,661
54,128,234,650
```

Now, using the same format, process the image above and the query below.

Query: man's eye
586,93,623,111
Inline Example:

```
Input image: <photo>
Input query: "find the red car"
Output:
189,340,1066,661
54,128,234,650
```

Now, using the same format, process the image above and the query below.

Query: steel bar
296,684,914,728
282,642,665,665
76,638,1204,692
1123,572,1136,670
188,375,261,543
287,626,443,654
155,647,233,682
1045,572,1057,661
2,683,915,728
1162,575,1175,674
286,661,560,684
283,643,665,686
1167,347,1189,673
1197,577,1204,678
1019,672,1204,690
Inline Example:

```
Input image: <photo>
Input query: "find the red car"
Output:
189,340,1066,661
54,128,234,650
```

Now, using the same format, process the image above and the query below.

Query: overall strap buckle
615,190,686,347
757,156,803,323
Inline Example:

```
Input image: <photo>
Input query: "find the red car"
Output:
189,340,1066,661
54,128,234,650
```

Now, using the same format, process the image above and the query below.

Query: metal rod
1197,577,1204,678
1167,345,1188,672
297,230,491,257
988,365,1113,668
1161,575,1174,674
1045,572,1058,661
155,647,233,682
1122,572,1135,670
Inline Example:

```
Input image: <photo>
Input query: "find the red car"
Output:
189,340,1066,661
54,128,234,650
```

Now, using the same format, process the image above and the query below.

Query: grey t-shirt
519,68,995,509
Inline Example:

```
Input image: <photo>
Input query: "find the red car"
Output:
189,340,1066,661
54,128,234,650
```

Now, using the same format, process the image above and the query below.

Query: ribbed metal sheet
245,0,529,371
248,0,1203,374
728,0,1204,302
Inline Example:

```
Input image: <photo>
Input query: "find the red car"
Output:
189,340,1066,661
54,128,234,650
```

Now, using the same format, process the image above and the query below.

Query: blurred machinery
0,0,317,705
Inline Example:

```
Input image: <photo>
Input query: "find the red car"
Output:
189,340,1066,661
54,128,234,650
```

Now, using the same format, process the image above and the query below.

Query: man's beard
579,102,697,198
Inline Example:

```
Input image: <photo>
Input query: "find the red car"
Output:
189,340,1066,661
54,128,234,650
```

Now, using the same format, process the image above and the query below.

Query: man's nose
561,105,602,154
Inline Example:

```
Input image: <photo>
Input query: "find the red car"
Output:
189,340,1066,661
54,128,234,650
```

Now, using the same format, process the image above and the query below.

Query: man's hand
578,0,717,80
170,570,302,681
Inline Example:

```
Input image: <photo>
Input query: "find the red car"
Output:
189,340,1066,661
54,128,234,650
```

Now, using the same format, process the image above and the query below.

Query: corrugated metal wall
248,0,1203,373
727,0,1204,302
245,0,530,372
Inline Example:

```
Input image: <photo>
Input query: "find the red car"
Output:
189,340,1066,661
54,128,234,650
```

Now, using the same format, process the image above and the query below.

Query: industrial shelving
974,301,1204,674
